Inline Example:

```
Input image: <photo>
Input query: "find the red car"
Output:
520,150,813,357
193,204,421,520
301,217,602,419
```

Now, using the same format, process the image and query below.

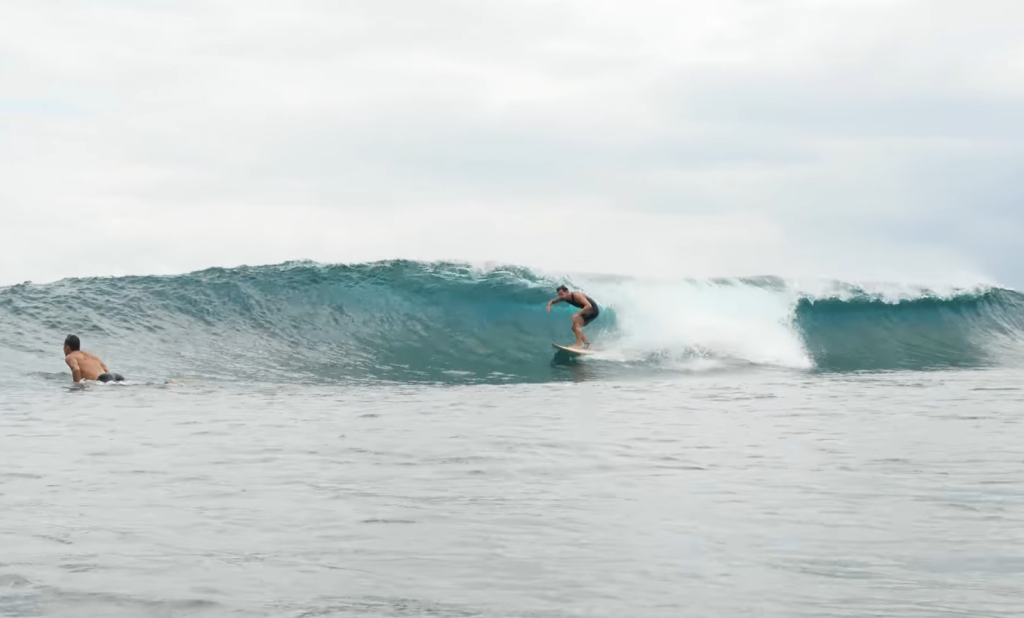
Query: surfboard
551,343,596,355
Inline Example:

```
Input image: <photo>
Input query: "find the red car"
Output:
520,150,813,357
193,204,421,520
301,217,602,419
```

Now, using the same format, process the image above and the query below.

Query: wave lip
1,261,1021,384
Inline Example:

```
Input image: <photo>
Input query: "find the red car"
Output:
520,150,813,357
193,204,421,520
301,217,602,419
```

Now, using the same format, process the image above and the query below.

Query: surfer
547,285,599,349
63,335,124,383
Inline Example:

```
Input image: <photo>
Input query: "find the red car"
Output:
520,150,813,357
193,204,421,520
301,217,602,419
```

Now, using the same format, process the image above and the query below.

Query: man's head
556,285,570,300
64,334,80,355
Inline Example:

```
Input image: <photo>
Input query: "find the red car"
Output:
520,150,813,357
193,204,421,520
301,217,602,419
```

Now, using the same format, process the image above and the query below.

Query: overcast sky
1,0,1022,287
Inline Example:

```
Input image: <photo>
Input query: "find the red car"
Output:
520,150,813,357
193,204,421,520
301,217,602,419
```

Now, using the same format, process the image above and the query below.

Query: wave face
2,261,1022,385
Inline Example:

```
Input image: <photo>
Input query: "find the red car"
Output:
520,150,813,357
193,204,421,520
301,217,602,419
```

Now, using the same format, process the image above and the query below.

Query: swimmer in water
63,335,124,383
546,285,600,349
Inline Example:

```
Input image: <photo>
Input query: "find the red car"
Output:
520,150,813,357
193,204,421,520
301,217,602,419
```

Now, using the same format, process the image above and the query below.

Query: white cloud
1,0,1022,287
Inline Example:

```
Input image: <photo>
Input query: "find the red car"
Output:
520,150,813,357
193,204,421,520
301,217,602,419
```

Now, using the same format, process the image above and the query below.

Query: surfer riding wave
547,285,599,349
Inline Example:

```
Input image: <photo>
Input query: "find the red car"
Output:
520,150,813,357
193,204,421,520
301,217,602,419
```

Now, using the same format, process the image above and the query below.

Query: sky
1,0,1022,288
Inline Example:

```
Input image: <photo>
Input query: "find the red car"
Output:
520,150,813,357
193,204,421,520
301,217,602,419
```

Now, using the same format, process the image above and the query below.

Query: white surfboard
551,343,597,355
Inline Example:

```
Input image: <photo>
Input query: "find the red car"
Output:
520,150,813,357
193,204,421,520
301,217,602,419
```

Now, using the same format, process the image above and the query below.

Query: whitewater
3,259,1023,618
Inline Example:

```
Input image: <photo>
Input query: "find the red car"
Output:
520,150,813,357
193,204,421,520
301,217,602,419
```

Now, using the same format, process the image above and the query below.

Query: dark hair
556,285,569,293
64,334,81,351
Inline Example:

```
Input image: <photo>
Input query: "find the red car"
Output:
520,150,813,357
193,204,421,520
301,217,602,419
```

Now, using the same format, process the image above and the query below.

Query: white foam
574,275,813,370
784,276,997,304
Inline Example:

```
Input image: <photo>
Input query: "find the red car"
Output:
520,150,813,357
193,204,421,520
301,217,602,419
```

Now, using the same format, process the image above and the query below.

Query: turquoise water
2,261,1023,617
3,260,1023,383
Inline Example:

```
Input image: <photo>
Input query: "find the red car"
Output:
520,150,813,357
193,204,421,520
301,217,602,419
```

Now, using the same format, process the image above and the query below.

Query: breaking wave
2,260,1022,384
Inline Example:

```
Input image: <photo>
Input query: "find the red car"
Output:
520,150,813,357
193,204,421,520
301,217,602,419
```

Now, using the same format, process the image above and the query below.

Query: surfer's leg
570,315,585,348
580,309,598,347
578,321,591,347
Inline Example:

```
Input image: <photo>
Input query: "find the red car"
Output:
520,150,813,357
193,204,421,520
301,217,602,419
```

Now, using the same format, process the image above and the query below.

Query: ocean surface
2,260,1023,617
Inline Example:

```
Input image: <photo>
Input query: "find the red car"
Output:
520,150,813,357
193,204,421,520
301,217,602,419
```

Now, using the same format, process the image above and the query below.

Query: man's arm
66,357,82,383
546,297,563,313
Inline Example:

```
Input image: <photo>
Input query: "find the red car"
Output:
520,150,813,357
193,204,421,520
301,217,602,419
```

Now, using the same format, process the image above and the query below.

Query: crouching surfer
63,335,124,383
546,285,600,349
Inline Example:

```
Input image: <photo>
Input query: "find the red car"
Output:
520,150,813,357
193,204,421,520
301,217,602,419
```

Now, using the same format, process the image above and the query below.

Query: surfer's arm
66,357,82,383
546,298,563,313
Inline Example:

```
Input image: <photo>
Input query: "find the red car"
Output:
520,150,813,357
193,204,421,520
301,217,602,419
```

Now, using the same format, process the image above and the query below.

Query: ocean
1,260,1022,617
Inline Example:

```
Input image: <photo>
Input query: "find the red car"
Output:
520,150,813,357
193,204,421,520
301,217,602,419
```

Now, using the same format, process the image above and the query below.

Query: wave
2,260,1022,385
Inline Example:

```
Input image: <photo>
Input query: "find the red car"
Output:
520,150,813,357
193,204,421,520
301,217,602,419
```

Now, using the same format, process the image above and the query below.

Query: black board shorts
97,373,125,383
580,307,599,326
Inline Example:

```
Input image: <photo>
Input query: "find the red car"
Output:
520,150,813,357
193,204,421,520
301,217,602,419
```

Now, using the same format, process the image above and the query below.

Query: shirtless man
546,285,600,349
63,335,124,383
